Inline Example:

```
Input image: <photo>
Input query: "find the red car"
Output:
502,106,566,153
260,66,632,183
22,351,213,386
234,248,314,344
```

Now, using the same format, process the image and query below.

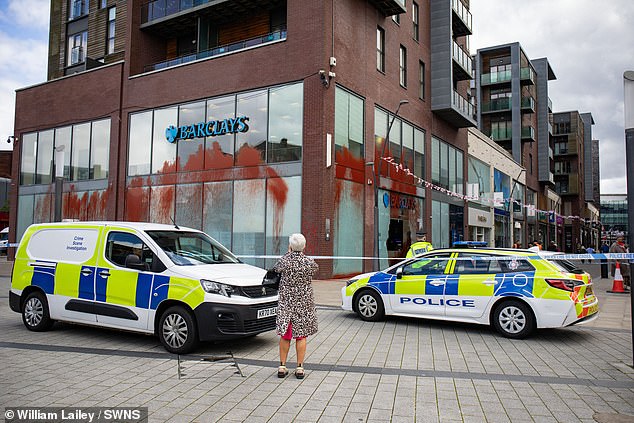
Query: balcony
452,41,472,80
521,126,535,141
480,70,511,86
144,28,287,72
548,97,553,112
489,127,512,141
520,67,535,85
368,0,406,15
549,147,554,160
481,97,511,113
521,96,535,113
451,0,472,36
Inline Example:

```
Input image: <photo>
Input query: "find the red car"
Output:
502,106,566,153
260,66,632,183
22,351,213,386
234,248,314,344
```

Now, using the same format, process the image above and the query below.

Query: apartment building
12,0,476,277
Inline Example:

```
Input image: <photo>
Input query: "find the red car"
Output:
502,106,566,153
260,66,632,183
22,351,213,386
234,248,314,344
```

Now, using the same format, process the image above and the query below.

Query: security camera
319,70,329,87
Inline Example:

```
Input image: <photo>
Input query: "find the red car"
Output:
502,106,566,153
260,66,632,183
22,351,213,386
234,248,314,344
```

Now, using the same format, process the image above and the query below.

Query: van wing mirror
125,254,148,271
396,267,403,279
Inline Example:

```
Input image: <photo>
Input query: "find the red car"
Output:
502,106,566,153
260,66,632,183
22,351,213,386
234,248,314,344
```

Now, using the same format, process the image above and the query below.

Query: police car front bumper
193,300,278,341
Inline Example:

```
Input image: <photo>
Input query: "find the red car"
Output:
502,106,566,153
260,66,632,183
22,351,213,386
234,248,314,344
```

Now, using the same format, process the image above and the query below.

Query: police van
9,222,278,353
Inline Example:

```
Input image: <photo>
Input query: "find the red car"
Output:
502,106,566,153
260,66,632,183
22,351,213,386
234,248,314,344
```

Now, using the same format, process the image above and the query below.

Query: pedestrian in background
600,241,610,278
609,236,630,289
274,233,319,379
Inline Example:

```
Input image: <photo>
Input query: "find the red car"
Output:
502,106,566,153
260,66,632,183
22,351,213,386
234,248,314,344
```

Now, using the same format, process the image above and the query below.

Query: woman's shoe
295,366,305,379
277,365,288,378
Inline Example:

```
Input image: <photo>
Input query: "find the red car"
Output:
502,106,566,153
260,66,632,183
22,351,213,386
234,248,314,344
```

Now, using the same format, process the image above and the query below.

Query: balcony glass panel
451,90,474,118
521,97,535,110
521,126,535,140
452,41,472,75
142,0,212,24
481,97,511,113
520,67,535,83
145,29,287,72
451,0,472,33
489,127,512,141
480,70,511,85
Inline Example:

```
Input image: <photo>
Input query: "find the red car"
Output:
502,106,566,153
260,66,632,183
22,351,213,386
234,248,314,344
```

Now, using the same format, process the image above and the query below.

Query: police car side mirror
125,254,148,271
396,267,403,279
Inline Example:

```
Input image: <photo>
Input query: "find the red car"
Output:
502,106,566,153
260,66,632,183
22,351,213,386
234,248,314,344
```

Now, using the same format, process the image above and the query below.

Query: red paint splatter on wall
86,189,110,221
205,141,234,169
63,187,88,221
125,186,150,222
180,143,205,172
336,146,365,169
235,144,264,167
150,185,175,224
265,167,288,255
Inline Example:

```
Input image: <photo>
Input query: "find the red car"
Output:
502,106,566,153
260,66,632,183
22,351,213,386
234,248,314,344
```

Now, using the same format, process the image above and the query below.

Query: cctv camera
319,70,329,87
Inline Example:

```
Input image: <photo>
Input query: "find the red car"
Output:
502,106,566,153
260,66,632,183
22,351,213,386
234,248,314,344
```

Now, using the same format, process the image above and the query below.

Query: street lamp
370,99,408,271
54,145,65,222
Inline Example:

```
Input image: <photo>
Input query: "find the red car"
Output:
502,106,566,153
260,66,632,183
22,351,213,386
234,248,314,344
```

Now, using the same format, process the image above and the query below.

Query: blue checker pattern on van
95,267,109,302
368,272,395,295
443,275,460,296
425,275,448,296
150,275,170,310
79,266,95,300
32,266,55,295
493,272,535,298
135,273,153,309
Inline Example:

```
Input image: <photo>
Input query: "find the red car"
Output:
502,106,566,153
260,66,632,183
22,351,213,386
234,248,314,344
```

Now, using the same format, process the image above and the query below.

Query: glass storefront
379,190,424,268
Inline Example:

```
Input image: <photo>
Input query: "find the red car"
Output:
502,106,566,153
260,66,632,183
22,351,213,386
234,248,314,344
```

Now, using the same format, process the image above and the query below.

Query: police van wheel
159,306,198,354
354,290,384,322
22,291,54,332
492,300,535,339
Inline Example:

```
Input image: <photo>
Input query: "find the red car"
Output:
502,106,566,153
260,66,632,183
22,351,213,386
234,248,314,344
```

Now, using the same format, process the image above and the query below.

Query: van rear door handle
482,280,497,285
80,269,93,276
429,281,445,286
98,270,111,278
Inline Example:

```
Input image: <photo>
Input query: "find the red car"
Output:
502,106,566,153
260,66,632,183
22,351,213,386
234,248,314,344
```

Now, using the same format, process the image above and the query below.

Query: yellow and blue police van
342,248,598,338
9,222,278,354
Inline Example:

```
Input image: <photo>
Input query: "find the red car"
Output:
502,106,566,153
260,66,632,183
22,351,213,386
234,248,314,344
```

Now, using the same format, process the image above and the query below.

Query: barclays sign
165,116,250,143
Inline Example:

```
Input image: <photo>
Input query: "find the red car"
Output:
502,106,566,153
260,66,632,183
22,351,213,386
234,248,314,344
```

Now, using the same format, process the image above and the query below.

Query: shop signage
165,116,250,143
383,192,417,210
468,208,492,227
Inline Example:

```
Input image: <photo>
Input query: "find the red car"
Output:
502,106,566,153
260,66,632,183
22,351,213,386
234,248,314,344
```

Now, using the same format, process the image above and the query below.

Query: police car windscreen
146,231,240,266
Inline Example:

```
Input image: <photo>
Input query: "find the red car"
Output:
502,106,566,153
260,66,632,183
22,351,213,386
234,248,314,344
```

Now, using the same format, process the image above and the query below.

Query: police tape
236,253,634,261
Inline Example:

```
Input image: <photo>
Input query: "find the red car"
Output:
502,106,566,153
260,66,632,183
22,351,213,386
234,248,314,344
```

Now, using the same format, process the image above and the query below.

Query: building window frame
67,31,87,66
418,60,425,100
399,45,407,88
376,26,385,73
106,7,116,55
69,0,89,20
412,2,419,42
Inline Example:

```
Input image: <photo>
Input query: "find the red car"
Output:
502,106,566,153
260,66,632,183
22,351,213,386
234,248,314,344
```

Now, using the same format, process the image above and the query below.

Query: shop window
468,156,490,202
20,134,36,185
205,95,236,169
55,126,72,179
176,183,203,230
203,181,233,249
177,101,205,172
335,87,364,167
17,195,35,241
90,120,110,179
236,89,268,166
431,137,463,193
493,168,510,207
149,185,175,224
374,108,388,167
128,111,152,176
265,176,302,269
414,128,424,178
71,123,90,181
389,119,402,165
402,122,414,170
151,107,177,174
233,179,266,268
334,179,363,275
268,83,303,163
35,130,54,185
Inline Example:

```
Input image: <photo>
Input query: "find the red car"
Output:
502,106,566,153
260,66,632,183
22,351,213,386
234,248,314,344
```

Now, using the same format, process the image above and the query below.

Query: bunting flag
380,157,602,225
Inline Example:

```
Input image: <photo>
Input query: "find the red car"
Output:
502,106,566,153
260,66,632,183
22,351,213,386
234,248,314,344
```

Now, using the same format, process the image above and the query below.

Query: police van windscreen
146,231,240,266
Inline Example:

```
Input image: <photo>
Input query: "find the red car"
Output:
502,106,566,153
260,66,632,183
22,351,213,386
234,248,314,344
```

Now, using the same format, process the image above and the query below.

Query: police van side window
402,254,451,275
106,232,162,271
455,253,492,274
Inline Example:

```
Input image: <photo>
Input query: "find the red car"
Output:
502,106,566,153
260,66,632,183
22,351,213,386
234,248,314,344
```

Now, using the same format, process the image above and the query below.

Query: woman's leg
279,337,291,365
296,338,306,366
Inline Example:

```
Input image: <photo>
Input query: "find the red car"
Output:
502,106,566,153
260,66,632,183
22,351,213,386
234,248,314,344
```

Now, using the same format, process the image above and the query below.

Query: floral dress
273,251,319,338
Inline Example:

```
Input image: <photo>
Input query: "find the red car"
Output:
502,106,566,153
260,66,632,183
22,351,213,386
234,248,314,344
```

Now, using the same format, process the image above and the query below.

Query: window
468,156,490,201
431,137,463,193
412,2,419,41
106,232,160,271
268,83,303,163
71,123,90,181
399,45,407,87
35,130,54,185
418,61,425,100
554,161,571,175
67,31,87,65
401,253,452,276
529,153,533,174
69,0,88,20
392,14,400,25
376,27,385,72
100,0,107,8
334,87,364,166
106,7,116,55
554,141,568,155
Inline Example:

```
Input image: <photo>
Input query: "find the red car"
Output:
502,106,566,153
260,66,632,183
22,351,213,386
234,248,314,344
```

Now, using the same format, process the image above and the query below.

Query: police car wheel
159,306,198,354
22,291,54,332
492,300,535,339
354,290,384,322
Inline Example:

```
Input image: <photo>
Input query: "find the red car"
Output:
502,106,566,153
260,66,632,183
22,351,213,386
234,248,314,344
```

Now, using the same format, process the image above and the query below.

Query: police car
342,248,598,338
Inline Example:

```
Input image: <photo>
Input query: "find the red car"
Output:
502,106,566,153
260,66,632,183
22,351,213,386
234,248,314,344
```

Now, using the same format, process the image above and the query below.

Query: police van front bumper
9,290,21,313
194,300,278,341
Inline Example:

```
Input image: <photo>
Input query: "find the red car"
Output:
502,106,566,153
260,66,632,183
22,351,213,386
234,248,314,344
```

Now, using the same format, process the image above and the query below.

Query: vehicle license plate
257,307,277,319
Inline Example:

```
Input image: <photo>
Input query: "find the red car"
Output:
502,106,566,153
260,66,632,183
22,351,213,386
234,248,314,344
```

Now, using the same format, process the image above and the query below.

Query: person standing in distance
406,231,434,258
274,233,318,379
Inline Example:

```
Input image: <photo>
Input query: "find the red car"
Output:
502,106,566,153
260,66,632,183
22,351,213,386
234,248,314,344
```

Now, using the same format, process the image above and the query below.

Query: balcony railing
481,97,511,113
451,0,472,35
480,70,511,85
548,97,553,112
452,90,475,119
142,0,213,24
144,29,287,72
521,126,535,140
521,96,535,112
489,127,512,141
452,40,472,76
520,67,535,84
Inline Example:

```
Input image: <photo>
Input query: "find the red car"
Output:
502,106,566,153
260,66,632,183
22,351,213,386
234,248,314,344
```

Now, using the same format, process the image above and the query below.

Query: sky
0,0,632,194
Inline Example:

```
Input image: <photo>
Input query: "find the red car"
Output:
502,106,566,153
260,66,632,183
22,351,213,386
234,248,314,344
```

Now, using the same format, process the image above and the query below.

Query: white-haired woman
273,233,318,379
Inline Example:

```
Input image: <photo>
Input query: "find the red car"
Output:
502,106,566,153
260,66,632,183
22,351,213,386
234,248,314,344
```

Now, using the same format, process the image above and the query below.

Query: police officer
406,231,434,258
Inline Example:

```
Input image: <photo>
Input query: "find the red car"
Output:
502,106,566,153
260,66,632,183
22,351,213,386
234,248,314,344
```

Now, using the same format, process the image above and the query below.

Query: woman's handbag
262,269,281,290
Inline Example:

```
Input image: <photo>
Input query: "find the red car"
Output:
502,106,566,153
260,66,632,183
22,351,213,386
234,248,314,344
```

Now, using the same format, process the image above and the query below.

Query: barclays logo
383,192,390,208
166,116,250,143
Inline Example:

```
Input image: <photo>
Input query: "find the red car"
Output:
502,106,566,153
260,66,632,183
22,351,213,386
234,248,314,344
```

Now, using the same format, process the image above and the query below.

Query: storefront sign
383,192,417,210
468,208,492,227
165,116,250,143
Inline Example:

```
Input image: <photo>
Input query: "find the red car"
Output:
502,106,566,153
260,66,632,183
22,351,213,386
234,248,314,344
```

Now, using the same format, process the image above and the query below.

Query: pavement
1,257,633,422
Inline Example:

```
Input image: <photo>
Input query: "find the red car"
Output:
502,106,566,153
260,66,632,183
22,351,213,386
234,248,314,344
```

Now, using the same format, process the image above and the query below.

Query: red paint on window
265,167,289,255
205,141,234,169
125,186,150,221
335,146,365,169
180,143,205,172
235,144,264,166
